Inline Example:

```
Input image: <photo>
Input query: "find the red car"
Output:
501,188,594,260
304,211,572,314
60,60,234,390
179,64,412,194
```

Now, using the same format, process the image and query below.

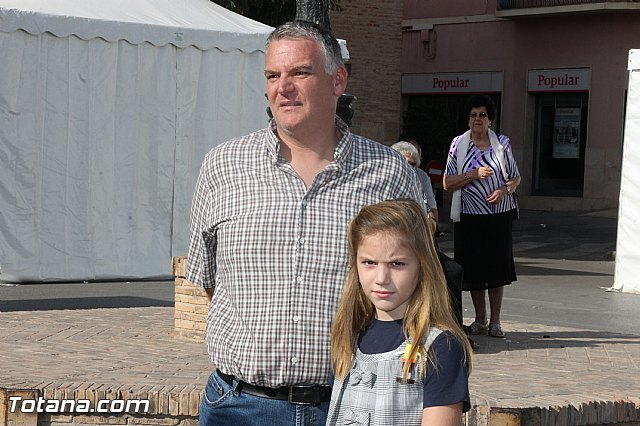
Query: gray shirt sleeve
416,168,437,210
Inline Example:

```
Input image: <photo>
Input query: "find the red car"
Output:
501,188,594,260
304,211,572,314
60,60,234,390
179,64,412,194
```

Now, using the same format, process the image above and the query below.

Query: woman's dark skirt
454,210,517,291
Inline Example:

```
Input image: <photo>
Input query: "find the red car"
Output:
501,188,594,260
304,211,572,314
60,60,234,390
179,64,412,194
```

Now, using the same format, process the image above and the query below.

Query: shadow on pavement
506,209,617,261
0,296,174,312
438,208,618,262
515,262,612,277
472,330,640,355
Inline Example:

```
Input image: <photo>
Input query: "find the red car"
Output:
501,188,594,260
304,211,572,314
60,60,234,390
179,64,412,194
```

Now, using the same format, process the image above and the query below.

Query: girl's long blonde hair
331,199,472,380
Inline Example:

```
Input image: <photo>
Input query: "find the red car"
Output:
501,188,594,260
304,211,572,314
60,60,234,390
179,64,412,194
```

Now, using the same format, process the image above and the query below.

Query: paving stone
2,307,640,425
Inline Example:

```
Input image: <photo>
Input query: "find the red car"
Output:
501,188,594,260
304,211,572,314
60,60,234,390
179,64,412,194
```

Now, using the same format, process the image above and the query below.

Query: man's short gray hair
266,20,344,75
391,141,420,166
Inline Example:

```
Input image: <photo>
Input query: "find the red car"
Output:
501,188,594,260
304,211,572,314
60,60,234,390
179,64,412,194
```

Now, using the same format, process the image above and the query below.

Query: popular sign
402,71,504,94
528,68,591,92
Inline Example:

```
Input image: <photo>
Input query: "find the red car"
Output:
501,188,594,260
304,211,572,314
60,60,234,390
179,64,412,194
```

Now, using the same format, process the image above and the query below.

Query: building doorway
401,93,502,167
532,92,588,197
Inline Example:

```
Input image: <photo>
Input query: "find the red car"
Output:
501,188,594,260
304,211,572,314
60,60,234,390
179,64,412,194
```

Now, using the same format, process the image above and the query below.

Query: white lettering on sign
432,77,470,91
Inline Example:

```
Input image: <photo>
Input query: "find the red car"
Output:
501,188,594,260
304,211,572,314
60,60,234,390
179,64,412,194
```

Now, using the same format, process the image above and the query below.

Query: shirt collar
265,116,353,168
332,116,353,168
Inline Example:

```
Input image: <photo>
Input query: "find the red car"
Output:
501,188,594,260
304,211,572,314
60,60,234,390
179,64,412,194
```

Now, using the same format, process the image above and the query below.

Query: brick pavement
464,320,640,425
2,306,640,425
0,307,210,392
0,307,209,425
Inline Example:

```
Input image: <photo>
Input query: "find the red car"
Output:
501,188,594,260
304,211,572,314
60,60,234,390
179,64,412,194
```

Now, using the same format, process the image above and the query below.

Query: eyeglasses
469,112,488,119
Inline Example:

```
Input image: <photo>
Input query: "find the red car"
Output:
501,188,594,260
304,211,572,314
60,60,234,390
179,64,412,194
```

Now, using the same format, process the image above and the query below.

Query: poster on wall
553,107,581,159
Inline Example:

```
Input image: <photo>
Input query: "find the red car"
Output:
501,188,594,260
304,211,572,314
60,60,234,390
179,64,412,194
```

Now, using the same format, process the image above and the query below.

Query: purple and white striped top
445,134,520,215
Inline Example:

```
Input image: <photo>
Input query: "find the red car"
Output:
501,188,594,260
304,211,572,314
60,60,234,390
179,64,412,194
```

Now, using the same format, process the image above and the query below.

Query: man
391,140,439,222
187,21,421,425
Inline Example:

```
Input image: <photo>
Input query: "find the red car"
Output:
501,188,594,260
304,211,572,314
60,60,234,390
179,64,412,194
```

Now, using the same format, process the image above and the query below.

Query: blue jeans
199,370,329,426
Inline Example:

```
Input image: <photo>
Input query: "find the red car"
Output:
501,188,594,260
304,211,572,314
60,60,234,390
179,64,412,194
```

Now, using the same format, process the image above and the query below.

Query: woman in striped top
443,94,521,339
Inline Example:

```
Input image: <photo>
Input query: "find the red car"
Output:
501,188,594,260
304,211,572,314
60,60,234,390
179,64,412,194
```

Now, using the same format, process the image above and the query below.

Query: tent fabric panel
0,0,272,52
94,40,176,280
0,30,41,280
613,53,640,294
0,31,176,282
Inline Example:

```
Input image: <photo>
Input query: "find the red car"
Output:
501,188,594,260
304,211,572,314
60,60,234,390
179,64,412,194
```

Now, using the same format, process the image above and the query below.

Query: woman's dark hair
464,94,497,121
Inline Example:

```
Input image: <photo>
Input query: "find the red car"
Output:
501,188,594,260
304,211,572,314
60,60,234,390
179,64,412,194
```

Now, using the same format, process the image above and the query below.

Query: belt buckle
288,385,318,405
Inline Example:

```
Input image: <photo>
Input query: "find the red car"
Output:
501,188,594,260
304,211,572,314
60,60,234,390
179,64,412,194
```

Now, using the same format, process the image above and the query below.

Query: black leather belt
216,369,331,405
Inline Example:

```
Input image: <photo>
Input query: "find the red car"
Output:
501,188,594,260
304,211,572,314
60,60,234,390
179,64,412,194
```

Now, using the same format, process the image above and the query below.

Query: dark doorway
532,92,588,197
401,93,502,168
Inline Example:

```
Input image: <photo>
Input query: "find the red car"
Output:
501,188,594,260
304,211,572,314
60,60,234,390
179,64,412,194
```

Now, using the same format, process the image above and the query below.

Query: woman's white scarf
450,128,509,222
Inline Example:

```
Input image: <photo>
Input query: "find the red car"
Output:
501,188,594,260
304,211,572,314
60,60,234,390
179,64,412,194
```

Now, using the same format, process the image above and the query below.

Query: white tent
0,0,272,282
612,49,640,294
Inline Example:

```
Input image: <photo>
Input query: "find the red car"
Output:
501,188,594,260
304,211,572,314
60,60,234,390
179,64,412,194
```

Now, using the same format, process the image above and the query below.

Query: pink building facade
400,1,640,210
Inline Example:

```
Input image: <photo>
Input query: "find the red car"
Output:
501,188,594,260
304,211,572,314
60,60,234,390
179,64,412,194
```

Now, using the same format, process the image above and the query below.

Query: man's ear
334,65,348,96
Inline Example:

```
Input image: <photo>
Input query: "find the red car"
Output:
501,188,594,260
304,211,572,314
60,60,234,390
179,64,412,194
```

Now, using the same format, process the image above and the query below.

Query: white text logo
8,396,150,414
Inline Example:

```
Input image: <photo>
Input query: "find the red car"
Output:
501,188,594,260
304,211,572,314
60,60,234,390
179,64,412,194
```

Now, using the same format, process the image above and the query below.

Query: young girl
327,199,472,426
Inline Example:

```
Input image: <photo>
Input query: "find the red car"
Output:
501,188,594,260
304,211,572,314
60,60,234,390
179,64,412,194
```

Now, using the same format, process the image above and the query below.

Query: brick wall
330,0,403,145
172,257,207,341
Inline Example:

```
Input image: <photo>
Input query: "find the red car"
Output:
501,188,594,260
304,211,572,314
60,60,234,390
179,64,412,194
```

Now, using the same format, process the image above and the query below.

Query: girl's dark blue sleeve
423,332,471,412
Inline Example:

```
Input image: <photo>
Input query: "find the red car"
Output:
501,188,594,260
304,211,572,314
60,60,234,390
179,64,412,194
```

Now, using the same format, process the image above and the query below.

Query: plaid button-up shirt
187,119,421,387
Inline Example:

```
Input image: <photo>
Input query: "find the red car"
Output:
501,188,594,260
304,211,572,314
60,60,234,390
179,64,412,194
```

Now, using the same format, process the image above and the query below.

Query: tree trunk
295,0,331,31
